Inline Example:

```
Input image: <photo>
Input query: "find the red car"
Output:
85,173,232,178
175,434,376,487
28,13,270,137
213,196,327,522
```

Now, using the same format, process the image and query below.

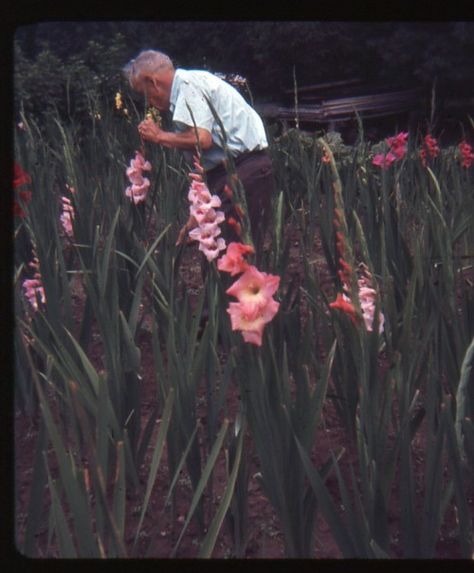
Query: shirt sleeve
172,81,214,133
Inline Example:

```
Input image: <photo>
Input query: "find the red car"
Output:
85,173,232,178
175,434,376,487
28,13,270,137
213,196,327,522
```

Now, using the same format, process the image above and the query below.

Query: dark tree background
13,21,474,130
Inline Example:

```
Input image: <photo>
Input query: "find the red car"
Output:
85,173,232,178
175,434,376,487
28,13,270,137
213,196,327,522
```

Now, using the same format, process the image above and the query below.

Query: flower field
13,99,474,558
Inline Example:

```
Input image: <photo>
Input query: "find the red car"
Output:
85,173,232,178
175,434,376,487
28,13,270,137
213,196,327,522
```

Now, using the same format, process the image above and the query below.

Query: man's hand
138,118,163,144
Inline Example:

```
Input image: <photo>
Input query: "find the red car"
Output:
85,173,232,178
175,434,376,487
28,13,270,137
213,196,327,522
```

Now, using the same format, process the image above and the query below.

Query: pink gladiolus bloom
126,166,145,185
23,257,46,311
130,152,152,172
187,180,209,202
372,152,397,170
189,222,222,244
125,151,152,203
372,153,385,168
226,265,280,312
217,241,255,276
186,153,228,262
357,273,385,333
191,205,225,225
359,292,384,334
60,196,75,237
23,279,46,311
227,298,280,346
188,185,222,209
199,237,226,261
125,178,150,204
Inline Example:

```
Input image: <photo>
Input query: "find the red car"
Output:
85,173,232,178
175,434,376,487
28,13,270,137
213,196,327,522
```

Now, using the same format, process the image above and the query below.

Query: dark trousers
205,149,276,256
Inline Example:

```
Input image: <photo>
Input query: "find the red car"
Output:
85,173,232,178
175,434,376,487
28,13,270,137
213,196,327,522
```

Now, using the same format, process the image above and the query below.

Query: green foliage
14,94,474,558
14,22,474,130
14,31,130,125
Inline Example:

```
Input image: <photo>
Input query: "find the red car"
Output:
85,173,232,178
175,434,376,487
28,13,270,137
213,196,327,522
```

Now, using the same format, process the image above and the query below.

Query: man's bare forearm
138,119,212,150
158,129,209,150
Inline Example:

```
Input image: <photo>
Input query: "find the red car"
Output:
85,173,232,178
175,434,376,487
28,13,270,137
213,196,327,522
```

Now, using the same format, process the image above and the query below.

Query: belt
206,148,268,178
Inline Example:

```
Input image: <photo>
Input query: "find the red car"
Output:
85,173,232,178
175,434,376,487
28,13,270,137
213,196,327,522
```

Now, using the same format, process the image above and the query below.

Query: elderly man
123,50,275,253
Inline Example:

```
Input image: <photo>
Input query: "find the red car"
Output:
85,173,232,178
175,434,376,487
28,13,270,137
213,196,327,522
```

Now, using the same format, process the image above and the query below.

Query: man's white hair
123,50,174,87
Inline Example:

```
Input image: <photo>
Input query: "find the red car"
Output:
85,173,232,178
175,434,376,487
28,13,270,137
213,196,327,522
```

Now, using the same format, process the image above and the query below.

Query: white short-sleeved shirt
169,69,268,171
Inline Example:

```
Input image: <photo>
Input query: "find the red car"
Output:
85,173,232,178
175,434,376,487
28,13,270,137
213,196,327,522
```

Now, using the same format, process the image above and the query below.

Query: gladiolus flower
223,184,234,199
217,241,254,276
372,151,397,170
189,221,222,243
125,151,152,204
227,216,242,237
329,292,358,324
386,131,408,160
23,278,46,311
187,157,226,258
226,265,280,311
331,263,385,333
131,152,152,172
191,205,225,225
234,204,245,219
372,132,408,169
458,140,474,168
14,163,32,188
199,237,226,261
60,196,75,237
333,208,345,229
188,183,221,208
357,271,385,333
227,298,280,347
338,257,353,281
126,166,145,185
13,163,32,217
23,255,46,311
125,178,151,204
420,134,440,167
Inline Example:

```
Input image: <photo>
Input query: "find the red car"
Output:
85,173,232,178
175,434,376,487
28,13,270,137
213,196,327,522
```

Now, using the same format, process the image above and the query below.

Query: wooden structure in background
256,79,424,131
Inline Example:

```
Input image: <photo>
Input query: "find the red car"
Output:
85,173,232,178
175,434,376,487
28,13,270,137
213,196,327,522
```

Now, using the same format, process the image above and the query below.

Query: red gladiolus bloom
373,132,409,169
386,131,408,160
223,184,234,199
329,292,358,324
13,163,32,217
338,257,353,285
14,163,32,187
420,134,440,167
335,231,345,257
459,140,474,168
333,208,344,228
227,216,242,237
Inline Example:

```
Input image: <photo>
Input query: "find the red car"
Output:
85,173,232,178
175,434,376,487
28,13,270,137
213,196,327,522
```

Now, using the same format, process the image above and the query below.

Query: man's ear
150,76,161,90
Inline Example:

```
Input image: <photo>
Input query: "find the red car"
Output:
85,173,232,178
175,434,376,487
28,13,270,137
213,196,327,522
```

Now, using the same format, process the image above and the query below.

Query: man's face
134,70,172,112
